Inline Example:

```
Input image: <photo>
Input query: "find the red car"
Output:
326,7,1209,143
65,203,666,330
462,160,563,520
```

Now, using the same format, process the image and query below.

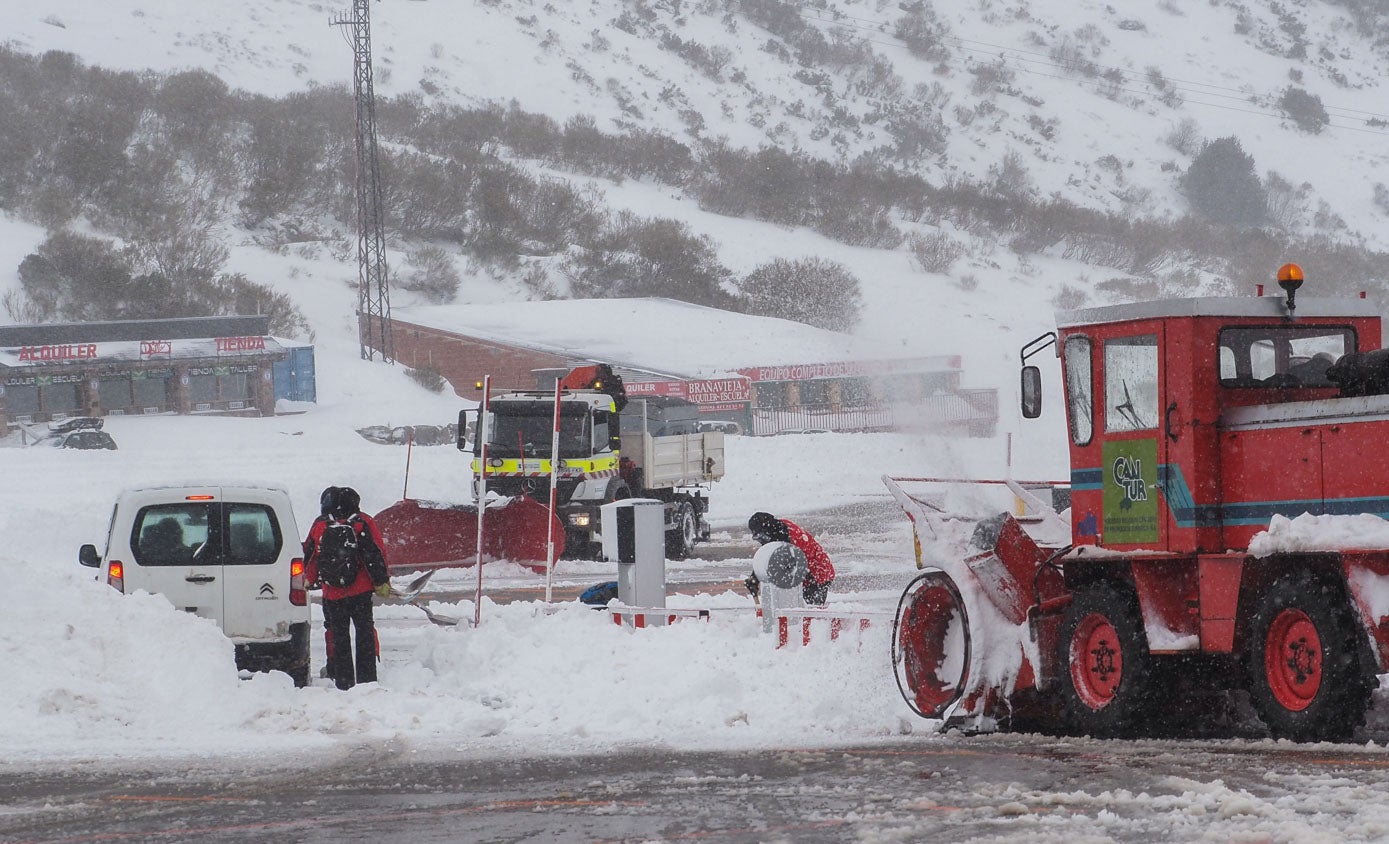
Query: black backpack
316,517,363,588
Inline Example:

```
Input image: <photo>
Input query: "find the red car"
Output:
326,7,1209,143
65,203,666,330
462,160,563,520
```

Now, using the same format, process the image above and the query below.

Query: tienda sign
17,344,97,362
216,336,267,353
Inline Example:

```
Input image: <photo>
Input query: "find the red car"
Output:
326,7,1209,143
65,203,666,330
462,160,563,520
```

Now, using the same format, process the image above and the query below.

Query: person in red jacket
745,512,836,605
305,486,390,690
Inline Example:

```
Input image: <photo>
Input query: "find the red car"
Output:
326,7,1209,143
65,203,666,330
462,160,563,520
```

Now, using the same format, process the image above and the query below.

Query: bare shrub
894,7,950,62
737,257,863,332
400,245,461,303
1375,184,1389,216
11,230,309,335
1264,171,1310,230
1278,86,1329,133
1052,283,1089,309
908,231,965,273
970,60,1015,96
1164,118,1200,156
989,151,1034,200
407,364,446,393
561,212,733,308
1049,37,1099,78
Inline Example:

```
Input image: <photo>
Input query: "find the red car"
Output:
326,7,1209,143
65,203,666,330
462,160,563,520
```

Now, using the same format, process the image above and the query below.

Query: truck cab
1033,291,1379,556
461,366,724,559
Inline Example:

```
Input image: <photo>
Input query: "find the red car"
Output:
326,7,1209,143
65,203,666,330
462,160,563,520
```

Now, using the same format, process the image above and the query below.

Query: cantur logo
1112,455,1147,508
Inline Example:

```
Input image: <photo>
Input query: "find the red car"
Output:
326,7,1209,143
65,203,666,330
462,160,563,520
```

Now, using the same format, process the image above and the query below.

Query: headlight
568,513,591,527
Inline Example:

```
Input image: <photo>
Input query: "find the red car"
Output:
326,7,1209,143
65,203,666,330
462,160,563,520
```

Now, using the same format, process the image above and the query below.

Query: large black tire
1244,571,1374,743
665,500,697,560
1057,582,1156,738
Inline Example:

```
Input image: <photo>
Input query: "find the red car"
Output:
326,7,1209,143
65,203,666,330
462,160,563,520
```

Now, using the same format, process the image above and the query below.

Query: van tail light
108,561,125,594
290,557,307,606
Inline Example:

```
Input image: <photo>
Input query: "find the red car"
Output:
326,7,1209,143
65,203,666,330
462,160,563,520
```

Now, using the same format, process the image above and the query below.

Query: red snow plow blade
373,496,563,574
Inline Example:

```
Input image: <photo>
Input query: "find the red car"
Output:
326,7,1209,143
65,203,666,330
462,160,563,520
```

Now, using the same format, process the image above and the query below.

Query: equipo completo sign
737,356,962,383
3,337,276,366
619,357,959,405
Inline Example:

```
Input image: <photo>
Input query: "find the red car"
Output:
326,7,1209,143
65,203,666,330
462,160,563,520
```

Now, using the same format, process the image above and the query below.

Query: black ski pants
322,590,377,690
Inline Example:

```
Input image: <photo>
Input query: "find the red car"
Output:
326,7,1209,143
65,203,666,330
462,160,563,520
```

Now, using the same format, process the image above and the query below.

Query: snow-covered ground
0,337,1064,767
6,5,1389,840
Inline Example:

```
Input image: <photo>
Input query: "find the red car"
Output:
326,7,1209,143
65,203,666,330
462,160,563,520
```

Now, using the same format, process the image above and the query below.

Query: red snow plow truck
892,265,1389,742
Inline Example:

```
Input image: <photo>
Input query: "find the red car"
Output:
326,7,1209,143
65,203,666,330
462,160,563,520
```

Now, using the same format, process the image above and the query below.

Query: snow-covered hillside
1,0,1386,404
10,0,1389,235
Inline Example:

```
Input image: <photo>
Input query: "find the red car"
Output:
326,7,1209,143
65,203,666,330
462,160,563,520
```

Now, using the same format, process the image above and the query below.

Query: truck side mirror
457,409,475,451
1021,366,1043,419
79,544,101,568
603,409,622,450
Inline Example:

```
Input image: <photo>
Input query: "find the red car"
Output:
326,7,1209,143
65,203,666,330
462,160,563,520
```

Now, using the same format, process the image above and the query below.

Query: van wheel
666,501,698,560
288,665,310,688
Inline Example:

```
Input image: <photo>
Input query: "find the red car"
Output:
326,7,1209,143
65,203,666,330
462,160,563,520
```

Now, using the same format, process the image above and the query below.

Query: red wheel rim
1069,612,1123,710
899,583,968,717
1264,608,1322,712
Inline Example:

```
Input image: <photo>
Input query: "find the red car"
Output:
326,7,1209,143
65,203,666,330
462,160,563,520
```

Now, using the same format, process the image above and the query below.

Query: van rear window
132,503,282,566
226,504,282,566
133,504,211,567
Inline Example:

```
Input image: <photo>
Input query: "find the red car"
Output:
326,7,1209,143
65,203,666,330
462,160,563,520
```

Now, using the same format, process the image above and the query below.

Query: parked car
696,420,743,436
79,485,311,686
56,430,117,450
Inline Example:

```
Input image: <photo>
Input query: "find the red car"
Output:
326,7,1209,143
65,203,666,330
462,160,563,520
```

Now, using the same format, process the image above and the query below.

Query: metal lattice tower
333,0,393,362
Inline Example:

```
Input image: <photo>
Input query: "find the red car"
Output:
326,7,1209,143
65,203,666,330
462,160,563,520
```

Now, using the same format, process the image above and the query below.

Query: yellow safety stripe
470,455,619,478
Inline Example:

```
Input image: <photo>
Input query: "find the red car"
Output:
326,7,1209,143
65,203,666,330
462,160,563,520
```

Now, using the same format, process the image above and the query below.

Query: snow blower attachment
373,495,562,574
886,476,1070,728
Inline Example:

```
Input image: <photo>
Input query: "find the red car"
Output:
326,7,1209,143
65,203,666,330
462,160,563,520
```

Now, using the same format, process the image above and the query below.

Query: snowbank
1,552,907,764
1249,513,1389,558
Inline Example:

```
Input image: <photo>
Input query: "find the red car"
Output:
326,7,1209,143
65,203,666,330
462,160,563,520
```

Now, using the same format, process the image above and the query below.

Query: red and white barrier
610,606,712,628
609,603,888,647
765,608,891,649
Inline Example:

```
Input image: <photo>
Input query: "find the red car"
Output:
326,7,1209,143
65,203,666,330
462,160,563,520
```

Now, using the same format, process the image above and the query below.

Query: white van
79,485,311,686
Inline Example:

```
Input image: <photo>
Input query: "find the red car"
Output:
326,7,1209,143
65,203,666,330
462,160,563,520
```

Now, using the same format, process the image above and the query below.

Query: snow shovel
411,601,462,627
390,569,437,603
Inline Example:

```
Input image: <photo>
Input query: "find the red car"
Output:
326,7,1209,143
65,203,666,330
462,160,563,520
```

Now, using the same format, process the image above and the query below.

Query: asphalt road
18,497,1389,841
7,734,1389,843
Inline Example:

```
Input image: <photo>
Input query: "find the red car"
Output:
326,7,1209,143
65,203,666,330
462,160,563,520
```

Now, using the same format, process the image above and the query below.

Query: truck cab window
1218,326,1354,388
487,401,592,458
1063,336,1094,446
592,411,611,452
1104,335,1158,433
